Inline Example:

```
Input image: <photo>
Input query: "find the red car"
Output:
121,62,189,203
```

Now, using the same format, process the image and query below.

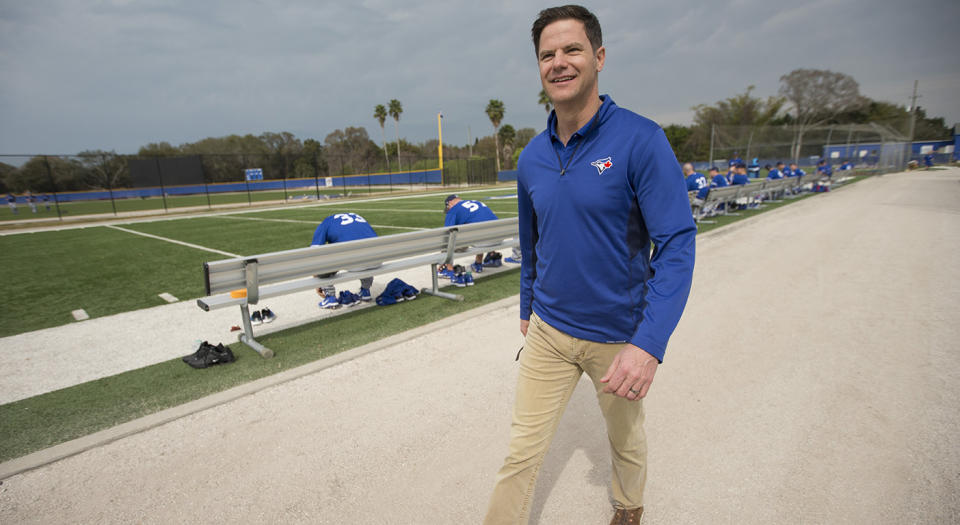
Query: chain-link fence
0,153,498,222
686,123,916,174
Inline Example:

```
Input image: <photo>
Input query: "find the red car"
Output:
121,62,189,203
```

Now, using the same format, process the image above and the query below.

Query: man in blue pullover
483,6,695,525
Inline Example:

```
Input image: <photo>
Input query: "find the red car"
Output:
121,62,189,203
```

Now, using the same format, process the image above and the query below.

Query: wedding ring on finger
629,388,641,395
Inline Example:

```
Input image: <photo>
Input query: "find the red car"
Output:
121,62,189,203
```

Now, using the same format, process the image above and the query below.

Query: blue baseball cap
444,194,458,212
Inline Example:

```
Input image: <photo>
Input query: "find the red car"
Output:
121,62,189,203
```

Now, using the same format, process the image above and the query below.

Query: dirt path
1,169,957,523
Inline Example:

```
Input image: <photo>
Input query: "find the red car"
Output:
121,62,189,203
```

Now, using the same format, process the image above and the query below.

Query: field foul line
106,225,241,258
213,215,427,230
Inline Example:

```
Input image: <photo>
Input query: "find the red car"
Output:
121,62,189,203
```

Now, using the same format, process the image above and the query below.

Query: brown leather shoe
609,506,644,525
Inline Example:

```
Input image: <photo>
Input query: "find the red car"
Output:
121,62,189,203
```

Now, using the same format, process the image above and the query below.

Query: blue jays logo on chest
590,156,613,175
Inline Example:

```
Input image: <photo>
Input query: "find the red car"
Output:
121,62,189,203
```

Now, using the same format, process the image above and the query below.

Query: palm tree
485,99,505,172
538,89,552,114
374,104,389,170
388,99,403,171
498,124,516,169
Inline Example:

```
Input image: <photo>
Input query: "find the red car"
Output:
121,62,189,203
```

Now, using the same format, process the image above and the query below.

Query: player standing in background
311,212,378,308
729,151,743,167
5,193,16,214
748,157,761,178
26,191,37,213
484,6,696,524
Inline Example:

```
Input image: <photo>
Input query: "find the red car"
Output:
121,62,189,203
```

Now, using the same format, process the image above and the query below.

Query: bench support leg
420,263,464,301
238,304,275,358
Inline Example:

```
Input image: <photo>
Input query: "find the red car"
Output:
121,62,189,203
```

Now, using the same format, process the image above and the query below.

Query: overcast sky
1,0,958,156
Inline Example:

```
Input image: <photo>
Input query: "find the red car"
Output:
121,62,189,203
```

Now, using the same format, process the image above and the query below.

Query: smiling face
537,18,604,112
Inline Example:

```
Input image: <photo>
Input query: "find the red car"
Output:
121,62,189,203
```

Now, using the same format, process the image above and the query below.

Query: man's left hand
600,344,658,400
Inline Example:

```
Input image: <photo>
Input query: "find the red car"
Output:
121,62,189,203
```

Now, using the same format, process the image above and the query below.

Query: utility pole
905,80,920,169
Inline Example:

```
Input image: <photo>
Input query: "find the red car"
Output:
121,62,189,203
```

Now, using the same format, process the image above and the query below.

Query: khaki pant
484,312,647,525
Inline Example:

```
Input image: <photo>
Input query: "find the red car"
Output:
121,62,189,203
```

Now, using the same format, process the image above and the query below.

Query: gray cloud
1,0,957,155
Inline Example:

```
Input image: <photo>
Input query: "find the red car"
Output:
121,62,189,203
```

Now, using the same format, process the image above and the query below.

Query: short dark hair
532,5,602,56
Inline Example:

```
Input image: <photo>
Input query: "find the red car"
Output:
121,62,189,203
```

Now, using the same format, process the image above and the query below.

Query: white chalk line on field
0,186,521,236
106,225,241,258
211,215,427,231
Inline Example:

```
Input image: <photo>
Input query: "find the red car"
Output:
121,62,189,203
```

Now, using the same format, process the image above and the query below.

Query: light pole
437,112,444,172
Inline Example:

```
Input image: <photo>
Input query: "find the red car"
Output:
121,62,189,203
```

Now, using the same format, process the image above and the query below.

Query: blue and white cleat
463,273,474,286
504,257,521,264
359,287,372,302
320,295,340,309
338,291,357,307
471,262,483,273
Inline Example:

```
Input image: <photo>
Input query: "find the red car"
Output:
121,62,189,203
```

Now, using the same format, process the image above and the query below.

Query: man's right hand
520,319,529,336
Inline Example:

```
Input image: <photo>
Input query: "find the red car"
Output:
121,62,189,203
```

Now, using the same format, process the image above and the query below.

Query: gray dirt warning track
1,169,959,524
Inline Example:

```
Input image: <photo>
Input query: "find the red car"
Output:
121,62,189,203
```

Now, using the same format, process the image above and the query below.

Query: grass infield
0,176,869,464
0,187,520,337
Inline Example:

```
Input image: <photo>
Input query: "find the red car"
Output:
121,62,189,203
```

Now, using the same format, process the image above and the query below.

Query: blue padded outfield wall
10,169,442,203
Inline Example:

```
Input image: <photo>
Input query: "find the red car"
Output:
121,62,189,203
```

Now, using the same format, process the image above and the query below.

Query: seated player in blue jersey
731,163,750,185
766,163,784,180
311,212,378,308
788,162,805,177
682,163,709,202
816,159,833,178
709,166,728,187
443,194,501,277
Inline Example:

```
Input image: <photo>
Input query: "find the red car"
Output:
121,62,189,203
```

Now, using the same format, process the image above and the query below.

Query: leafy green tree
485,99,505,171
374,104,390,169
779,69,866,160
137,142,178,157
77,150,129,189
692,85,785,128
498,124,517,169
324,127,379,174
293,138,326,179
662,124,697,163
0,161,15,193
8,156,83,192
685,85,786,162
516,127,537,150
388,99,403,171
538,89,552,114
